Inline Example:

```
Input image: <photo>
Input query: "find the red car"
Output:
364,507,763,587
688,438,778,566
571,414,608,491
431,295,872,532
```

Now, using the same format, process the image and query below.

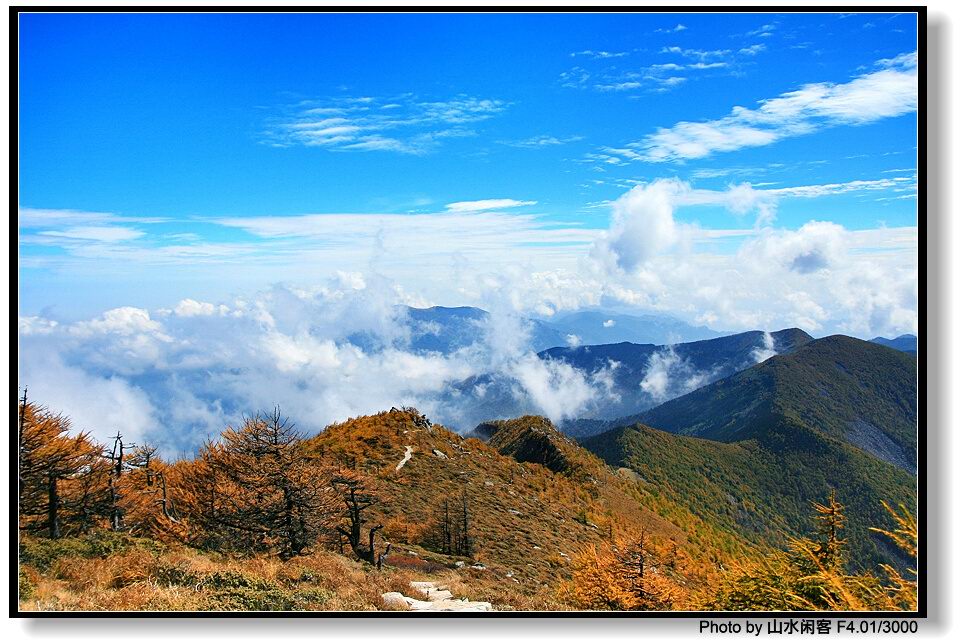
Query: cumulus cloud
740,221,848,274
172,299,226,317
19,348,159,446
19,174,918,451
592,178,779,272
18,278,620,453
593,179,686,272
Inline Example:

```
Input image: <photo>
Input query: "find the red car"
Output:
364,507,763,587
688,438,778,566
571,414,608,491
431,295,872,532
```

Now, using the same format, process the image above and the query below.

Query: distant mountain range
545,328,813,422
403,306,568,354
441,328,812,433
582,335,917,569
636,335,917,471
349,305,731,355
871,334,917,354
544,310,725,346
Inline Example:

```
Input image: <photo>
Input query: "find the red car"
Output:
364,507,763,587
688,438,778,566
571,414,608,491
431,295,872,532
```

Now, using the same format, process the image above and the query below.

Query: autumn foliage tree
189,408,338,559
710,492,917,611
18,393,112,538
563,529,687,610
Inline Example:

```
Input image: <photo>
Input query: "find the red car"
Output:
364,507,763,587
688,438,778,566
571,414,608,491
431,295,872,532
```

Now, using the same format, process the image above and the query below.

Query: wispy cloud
19,208,167,227
661,46,732,60
39,226,145,243
739,44,767,56
613,51,917,162
570,38,772,98
768,176,917,199
444,199,537,212
262,94,508,154
570,50,628,59
746,23,777,38
500,135,583,148
654,24,687,34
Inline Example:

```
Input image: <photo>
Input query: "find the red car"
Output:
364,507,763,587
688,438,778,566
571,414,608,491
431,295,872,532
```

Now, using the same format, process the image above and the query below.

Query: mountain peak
487,416,596,478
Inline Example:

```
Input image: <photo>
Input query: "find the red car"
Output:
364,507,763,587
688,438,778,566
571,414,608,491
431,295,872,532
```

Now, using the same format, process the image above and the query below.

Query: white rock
381,592,410,610
383,582,493,612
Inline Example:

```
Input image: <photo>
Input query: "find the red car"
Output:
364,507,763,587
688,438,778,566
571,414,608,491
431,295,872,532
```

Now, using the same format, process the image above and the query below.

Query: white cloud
39,226,145,242
173,299,225,317
592,178,785,271
769,176,917,199
17,280,618,452
570,50,628,59
740,221,848,274
508,354,596,423
501,135,583,148
739,44,767,56
751,331,777,363
632,51,917,162
661,46,732,59
445,199,537,212
639,347,714,403
19,201,918,454
19,208,166,227
592,179,686,272
746,23,777,37
19,348,159,446
263,94,507,154
602,319,615,328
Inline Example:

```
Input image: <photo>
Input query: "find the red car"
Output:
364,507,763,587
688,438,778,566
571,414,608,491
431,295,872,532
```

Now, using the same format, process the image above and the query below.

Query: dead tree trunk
18,387,27,509
334,475,390,568
47,474,60,539
107,432,133,531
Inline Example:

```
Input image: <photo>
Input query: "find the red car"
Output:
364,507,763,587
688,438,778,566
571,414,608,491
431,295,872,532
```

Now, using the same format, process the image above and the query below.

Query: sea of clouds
18,180,917,455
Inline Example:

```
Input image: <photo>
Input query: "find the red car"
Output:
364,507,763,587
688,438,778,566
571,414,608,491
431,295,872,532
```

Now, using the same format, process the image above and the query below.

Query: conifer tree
17,395,111,537
194,407,337,558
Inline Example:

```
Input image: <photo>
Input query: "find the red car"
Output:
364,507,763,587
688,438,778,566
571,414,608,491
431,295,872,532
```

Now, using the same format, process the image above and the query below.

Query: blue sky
19,11,918,332
16,10,920,448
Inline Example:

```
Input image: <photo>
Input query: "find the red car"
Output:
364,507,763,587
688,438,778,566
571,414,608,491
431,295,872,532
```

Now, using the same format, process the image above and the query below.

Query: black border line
10,4,927,620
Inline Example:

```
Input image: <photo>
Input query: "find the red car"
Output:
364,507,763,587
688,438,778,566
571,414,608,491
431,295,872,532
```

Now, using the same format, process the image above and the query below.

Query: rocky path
382,581,493,612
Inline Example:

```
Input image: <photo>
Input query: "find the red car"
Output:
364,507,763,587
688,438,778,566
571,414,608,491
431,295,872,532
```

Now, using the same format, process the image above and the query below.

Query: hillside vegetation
17,385,917,612
639,335,917,472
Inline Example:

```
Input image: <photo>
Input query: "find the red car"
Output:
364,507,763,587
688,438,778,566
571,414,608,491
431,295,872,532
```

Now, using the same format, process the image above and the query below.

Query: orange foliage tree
186,407,339,558
18,392,112,537
563,529,688,610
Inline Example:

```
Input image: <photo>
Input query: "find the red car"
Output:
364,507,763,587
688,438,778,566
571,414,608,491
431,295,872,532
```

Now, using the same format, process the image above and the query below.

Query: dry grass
18,532,556,612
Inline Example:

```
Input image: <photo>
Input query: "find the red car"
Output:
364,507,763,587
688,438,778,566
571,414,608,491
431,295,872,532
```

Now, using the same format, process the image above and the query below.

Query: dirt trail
395,445,414,471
